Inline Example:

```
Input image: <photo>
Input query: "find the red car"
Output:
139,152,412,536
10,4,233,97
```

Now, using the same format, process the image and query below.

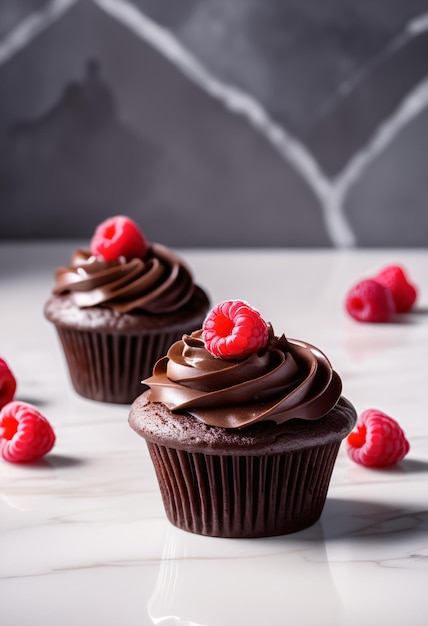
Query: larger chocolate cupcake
129,300,357,538
44,216,210,403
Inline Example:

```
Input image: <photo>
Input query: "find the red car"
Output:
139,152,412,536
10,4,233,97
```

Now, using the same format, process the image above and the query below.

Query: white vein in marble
0,0,78,65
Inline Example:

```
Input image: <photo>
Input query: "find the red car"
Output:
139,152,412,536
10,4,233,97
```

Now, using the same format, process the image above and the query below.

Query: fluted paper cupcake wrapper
55,328,181,404
146,440,341,538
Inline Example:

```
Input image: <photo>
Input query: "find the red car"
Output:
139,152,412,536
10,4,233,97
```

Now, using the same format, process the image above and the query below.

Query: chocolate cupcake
129,300,357,538
44,216,210,403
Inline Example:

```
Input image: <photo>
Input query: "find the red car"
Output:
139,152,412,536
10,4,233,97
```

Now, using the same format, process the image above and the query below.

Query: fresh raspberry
0,401,56,464
346,409,410,468
374,265,417,313
90,215,149,261
345,278,395,322
0,358,17,410
202,300,269,360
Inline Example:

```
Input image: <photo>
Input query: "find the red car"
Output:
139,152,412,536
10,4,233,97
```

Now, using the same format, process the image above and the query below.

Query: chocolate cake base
129,393,357,537
44,287,210,404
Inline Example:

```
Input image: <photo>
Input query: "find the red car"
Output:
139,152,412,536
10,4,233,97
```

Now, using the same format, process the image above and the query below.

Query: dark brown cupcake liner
45,287,210,404
55,327,187,404
146,439,342,538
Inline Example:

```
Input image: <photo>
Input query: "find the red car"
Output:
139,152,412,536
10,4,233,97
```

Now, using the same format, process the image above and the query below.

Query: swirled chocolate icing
52,243,196,314
144,328,342,429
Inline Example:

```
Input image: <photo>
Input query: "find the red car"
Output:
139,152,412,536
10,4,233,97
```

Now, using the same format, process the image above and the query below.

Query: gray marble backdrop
0,0,427,247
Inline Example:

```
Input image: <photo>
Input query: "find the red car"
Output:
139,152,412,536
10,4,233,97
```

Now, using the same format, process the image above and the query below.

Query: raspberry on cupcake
202,299,269,360
90,215,149,261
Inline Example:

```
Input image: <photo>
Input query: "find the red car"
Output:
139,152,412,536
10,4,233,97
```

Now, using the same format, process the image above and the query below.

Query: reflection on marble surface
148,525,342,626
0,245,427,625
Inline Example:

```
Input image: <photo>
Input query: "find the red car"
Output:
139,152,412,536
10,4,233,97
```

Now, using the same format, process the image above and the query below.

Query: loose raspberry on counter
345,278,395,323
0,358,17,410
202,300,269,360
0,401,56,464
374,265,418,313
346,409,409,468
90,215,149,261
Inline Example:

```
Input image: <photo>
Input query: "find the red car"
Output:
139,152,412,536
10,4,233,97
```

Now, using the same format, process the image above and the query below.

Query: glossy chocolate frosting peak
144,327,342,428
52,243,195,314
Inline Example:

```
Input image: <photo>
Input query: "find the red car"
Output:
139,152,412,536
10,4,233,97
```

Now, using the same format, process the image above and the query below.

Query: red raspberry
374,265,417,313
346,409,409,468
202,300,269,360
0,358,17,409
90,215,149,261
0,401,56,464
345,278,395,322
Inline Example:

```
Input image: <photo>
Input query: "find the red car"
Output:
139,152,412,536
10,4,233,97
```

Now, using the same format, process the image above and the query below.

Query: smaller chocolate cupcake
44,215,210,403
129,300,357,538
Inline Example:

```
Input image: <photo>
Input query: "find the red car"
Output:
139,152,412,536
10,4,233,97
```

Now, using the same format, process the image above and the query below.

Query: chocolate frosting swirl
52,243,196,314
144,328,342,428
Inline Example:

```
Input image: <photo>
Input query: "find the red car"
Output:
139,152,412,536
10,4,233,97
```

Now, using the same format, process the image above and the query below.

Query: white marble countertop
1,243,427,626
